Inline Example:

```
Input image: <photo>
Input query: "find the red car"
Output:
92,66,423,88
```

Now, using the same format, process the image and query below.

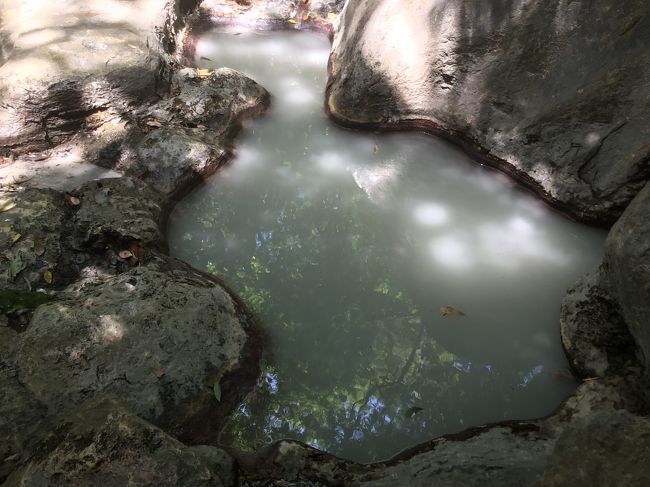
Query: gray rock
0,187,68,291
605,181,650,374
327,0,650,223
541,409,650,487
3,397,236,487
15,253,248,441
133,68,269,197
71,177,165,251
560,266,638,377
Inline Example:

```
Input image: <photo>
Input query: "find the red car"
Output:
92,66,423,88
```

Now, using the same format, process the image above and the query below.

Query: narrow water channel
168,30,606,463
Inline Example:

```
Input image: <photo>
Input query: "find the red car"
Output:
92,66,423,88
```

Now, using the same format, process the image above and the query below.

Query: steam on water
168,31,606,463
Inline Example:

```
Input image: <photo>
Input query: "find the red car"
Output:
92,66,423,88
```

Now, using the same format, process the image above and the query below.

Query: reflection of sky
169,31,607,463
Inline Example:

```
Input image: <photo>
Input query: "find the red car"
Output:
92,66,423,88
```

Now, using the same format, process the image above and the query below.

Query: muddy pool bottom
168,30,607,462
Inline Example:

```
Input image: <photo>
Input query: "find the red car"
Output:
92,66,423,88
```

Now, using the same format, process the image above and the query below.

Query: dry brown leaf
43,270,53,284
302,14,310,21
33,239,46,256
0,198,16,213
151,367,166,378
118,250,133,259
66,194,81,206
128,241,144,262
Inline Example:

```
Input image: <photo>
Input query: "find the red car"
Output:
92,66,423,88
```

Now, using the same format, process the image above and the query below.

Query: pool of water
168,30,606,463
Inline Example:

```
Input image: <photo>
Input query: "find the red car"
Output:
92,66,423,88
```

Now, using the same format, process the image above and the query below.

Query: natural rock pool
168,30,606,463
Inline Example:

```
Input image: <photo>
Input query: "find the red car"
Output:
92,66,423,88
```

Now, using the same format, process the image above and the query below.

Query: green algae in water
168,31,606,462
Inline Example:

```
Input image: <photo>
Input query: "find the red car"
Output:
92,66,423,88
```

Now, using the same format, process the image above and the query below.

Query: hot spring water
167,31,606,462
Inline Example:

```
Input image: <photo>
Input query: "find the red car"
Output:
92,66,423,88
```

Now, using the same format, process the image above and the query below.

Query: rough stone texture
133,67,269,197
15,252,246,440
605,182,650,371
541,409,650,487
0,187,68,291
560,266,639,377
327,0,650,224
4,397,237,487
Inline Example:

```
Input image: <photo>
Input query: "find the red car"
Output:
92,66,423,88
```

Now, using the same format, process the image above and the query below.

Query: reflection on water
168,31,606,462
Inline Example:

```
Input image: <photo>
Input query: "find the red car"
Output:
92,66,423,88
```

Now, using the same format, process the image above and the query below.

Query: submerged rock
3,397,237,487
326,0,650,224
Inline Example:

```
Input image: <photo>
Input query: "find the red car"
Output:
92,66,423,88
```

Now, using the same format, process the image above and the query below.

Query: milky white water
167,30,606,463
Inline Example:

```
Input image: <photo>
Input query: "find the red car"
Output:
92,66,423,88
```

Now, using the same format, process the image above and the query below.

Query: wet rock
541,409,650,487
327,0,650,224
605,182,650,370
560,267,638,378
3,397,237,487
14,253,248,442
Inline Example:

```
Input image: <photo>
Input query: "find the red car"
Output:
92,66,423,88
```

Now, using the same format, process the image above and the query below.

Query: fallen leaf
66,194,81,206
196,68,212,78
118,250,133,259
213,382,222,402
583,377,600,382
302,14,310,21
145,119,163,127
404,406,424,418
11,233,21,244
439,306,466,317
43,270,53,284
0,198,15,213
128,241,144,262
8,254,26,280
33,238,46,256
151,367,166,378
287,18,297,24
327,12,337,21
373,143,379,154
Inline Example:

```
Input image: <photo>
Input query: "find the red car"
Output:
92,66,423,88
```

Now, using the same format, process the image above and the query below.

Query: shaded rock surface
327,0,650,224
605,182,650,370
4,397,237,487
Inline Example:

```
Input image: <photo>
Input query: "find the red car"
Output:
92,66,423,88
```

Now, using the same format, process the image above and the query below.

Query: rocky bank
1,0,649,486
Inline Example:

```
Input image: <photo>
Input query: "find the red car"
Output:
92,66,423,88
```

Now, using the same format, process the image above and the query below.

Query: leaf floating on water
405,406,424,418
118,250,133,260
43,270,53,284
196,68,212,78
287,18,297,24
439,305,466,317
0,198,16,213
8,254,26,280
213,382,222,402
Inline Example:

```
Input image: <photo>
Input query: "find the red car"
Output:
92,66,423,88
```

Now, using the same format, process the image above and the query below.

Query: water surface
168,30,606,463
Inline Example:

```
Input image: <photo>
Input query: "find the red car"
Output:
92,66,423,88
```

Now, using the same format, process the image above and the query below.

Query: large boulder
605,182,650,372
326,0,650,224
3,397,237,487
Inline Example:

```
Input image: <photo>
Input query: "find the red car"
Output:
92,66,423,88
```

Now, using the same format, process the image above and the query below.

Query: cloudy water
167,31,606,463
